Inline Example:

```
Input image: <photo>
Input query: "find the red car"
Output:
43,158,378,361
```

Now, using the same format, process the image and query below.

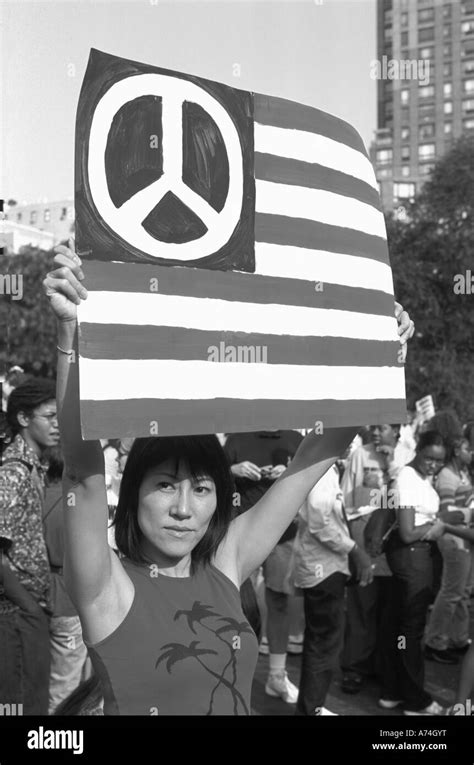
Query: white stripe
255,243,394,295
79,359,405,402
78,293,398,341
255,123,378,190
256,180,386,239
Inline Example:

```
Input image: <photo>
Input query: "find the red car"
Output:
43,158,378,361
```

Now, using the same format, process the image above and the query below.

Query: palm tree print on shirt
155,600,254,715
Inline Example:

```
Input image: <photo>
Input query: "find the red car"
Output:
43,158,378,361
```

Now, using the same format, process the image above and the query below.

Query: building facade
2,198,74,253
370,0,474,211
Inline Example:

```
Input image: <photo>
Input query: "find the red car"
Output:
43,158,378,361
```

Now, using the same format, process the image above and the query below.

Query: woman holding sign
43,240,414,715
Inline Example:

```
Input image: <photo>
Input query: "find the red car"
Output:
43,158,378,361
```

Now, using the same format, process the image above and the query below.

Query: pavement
250,607,472,716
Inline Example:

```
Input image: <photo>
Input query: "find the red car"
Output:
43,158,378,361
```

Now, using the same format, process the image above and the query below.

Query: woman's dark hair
5,366,30,389
425,410,462,443
445,436,469,464
416,430,446,454
6,378,56,435
113,435,235,572
46,445,64,483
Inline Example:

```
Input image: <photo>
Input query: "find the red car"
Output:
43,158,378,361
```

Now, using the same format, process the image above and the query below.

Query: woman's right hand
42,237,87,322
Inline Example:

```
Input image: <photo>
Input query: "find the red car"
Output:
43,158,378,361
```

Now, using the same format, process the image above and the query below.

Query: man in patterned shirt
0,378,59,714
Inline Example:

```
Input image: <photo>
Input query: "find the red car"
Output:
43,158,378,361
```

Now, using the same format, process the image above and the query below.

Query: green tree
387,134,474,421
0,245,57,377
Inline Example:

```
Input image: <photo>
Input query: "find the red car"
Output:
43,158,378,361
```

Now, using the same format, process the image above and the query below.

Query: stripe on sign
255,153,381,210
254,243,394,295
254,95,368,157
254,124,377,189
80,324,400,365
83,261,395,315
256,180,386,239
79,359,405,401
80,398,407,439
255,214,389,264
78,293,398,341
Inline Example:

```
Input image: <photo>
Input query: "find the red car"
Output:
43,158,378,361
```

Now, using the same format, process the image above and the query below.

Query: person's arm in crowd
436,469,466,523
340,450,358,515
43,242,133,632
397,506,443,543
0,553,43,614
440,523,474,542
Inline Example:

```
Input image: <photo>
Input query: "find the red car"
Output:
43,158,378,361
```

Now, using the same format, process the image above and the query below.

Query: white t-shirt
395,465,439,526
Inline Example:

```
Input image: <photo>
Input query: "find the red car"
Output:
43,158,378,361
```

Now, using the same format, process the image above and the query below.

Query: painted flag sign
75,48,406,439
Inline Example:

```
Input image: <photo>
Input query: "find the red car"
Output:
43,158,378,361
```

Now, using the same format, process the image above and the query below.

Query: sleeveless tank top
86,558,259,715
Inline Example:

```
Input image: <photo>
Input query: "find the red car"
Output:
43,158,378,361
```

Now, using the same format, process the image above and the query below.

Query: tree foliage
387,134,474,421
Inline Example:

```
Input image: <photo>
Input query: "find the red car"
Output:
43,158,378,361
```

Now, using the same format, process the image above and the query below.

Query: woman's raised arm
43,243,132,627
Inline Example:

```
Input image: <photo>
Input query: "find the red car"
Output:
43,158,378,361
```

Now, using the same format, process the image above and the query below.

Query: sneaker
287,634,304,655
424,646,459,665
258,637,269,656
379,698,403,709
320,707,338,715
403,701,446,716
265,671,299,704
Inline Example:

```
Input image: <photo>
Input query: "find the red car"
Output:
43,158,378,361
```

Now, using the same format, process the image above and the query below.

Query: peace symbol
88,73,244,260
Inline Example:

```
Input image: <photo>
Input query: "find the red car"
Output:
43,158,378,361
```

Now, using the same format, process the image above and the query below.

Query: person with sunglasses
378,430,447,715
0,377,59,714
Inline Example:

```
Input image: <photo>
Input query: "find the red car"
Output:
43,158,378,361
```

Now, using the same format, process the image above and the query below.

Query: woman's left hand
395,302,415,362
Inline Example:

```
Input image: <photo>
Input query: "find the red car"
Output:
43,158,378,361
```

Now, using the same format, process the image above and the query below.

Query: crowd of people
0,242,473,716
1,362,473,716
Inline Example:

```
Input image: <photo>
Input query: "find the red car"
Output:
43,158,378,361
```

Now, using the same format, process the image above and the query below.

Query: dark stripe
255,214,389,265
80,398,407,439
83,260,394,315
80,325,401,365
254,93,368,157
255,153,381,211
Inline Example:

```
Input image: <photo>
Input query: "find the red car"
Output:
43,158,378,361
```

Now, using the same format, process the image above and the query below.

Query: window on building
30,210,37,225
419,163,435,177
419,143,435,160
384,9,393,25
401,165,411,177
462,21,474,35
444,82,453,97
376,149,393,164
444,122,453,133
463,78,474,92
419,123,435,140
394,182,415,199
444,101,453,114
401,30,409,47
463,98,474,111
419,104,435,119
384,27,393,41
401,88,410,104
401,12,408,26
444,43,452,57
464,59,474,73
462,40,474,56
464,117,474,129
443,4,452,18
444,62,452,77
401,146,410,160
16,212,22,222
419,27,435,43
418,8,435,23
44,208,50,223
419,45,434,59
462,1,474,14
419,85,435,98
377,168,392,179
443,24,452,39
401,126,410,140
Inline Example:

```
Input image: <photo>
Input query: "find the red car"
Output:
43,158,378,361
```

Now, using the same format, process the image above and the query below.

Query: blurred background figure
425,436,474,664
43,445,91,713
0,366,31,446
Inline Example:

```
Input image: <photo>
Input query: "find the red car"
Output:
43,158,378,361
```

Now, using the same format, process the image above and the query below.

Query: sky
1,0,378,205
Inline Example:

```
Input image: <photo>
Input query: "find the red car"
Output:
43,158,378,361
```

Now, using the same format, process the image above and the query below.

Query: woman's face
456,439,472,467
137,458,217,562
415,444,446,477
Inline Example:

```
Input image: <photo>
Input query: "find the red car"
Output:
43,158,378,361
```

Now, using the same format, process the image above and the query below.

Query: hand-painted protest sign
75,48,406,438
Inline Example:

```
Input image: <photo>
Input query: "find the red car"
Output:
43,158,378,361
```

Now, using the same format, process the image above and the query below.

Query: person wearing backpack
0,378,59,715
